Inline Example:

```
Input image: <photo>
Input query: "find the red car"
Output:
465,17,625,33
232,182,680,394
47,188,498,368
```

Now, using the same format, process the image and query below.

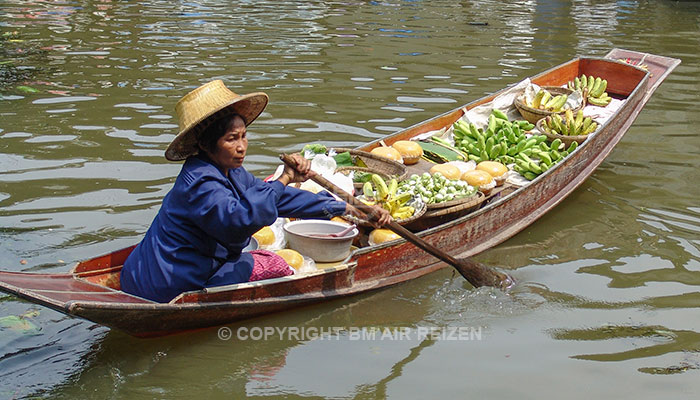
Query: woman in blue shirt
120,80,391,303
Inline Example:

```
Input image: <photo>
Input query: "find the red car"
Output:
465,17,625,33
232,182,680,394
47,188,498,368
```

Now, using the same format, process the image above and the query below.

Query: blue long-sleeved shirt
120,153,347,303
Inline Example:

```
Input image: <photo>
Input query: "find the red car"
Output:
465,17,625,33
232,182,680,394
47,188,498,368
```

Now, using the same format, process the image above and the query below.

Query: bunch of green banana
541,109,598,136
452,109,545,165
513,139,579,180
529,89,568,112
567,74,612,106
361,174,415,220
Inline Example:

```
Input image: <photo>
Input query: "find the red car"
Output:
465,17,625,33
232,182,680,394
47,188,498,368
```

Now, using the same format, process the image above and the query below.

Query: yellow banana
371,174,389,200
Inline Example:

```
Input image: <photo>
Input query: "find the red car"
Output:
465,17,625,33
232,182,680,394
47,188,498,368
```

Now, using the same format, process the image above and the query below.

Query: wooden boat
0,49,680,337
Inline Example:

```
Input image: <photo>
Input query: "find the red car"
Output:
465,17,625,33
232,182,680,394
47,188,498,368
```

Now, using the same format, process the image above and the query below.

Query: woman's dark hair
197,113,244,154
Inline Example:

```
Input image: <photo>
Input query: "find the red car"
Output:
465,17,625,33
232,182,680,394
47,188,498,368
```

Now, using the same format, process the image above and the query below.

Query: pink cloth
248,250,295,281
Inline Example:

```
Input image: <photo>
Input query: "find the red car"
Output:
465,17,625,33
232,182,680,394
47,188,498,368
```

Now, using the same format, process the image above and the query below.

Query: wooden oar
280,154,514,290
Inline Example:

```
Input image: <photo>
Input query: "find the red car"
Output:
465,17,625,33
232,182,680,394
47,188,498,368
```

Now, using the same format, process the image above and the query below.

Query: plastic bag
257,218,287,251
297,256,317,274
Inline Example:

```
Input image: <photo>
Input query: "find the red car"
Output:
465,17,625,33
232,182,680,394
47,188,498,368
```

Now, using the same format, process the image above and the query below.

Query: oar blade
454,258,514,290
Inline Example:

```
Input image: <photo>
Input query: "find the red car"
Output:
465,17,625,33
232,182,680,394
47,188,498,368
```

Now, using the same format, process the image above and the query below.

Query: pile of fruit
396,172,477,205
567,74,612,106
512,139,579,180
527,89,569,112
540,109,598,137
361,174,416,220
452,110,549,165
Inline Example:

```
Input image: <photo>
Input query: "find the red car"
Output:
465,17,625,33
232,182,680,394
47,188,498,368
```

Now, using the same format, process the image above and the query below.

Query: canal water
1,0,699,398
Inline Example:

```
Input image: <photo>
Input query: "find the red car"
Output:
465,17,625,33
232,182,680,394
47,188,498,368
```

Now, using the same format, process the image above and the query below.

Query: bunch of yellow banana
362,174,415,220
529,89,568,112
541,109,598,137
567,74,612,107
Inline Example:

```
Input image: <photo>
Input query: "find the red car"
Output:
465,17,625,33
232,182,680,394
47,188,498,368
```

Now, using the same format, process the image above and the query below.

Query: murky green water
1,0,699,398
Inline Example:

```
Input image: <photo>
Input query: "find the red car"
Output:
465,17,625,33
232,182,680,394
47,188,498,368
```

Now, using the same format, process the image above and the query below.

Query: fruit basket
513,86,583,125
535,113,600,147
343,196,427,228
426,191,481,210
403,191,485,232
335,166,394,192
332,148,407,181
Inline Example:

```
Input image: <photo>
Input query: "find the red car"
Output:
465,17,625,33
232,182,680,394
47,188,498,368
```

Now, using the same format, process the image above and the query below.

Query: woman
120,80,391,303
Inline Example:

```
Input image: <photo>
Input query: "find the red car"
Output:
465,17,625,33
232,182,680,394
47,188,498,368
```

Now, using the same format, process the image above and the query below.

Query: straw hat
165,80,269,161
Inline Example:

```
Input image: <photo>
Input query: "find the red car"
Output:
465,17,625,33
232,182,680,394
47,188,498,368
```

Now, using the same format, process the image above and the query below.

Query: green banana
468,123,480,139
593,79,608,98
528,162,542,174
486,114,496,133
581,116,593,132
586,75,596,93
523,171,538,180
492,109,509,121
485,136,495,155
590,77,602,97
582,121,598,135
550,138,562,151
587,95,611,106
551,149,562,161
363,182,374,198
489,143,502,160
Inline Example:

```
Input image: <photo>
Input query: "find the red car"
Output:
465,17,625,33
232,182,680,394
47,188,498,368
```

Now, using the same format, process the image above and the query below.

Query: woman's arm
185,173,284,244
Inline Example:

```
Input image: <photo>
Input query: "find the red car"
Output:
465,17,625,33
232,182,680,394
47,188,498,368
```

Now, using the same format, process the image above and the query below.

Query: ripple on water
32,96,97,105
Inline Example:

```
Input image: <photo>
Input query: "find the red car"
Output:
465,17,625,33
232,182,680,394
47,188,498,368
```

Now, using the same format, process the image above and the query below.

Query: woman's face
207,115,248,172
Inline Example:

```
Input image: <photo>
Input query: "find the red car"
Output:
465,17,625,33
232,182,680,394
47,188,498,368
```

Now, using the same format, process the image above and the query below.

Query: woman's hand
345,203,393,228
277,153,314,185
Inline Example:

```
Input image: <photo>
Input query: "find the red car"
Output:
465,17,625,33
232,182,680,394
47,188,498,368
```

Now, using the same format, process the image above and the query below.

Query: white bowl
242,237,258,252
283,220,358,262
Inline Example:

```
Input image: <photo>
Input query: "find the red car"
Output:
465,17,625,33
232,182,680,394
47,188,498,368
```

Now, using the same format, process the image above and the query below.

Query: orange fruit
370,146,403,163
275,249,304,270
252,226,275,246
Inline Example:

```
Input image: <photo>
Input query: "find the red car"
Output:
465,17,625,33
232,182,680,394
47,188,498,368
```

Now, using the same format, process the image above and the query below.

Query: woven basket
535,117,595,147
513,86,582,125
336,166,393,192
403,192,485,232
426,191,481,210
333,148,407,181
344,197,427,228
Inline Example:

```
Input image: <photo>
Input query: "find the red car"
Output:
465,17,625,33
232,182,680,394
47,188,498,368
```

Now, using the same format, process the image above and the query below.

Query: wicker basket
426,191,481,210
535,117,596,147
336,166,393,192
403,192,485,232
344,197,427,228
333,148,407,181
513,86,583,125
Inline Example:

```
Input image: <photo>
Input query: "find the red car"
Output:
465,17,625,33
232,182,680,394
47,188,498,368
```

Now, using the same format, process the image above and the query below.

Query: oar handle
287,156,461,265
279,154,512,289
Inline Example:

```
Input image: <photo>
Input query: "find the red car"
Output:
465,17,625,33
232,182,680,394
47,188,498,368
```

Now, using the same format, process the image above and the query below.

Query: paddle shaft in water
280,154,513,289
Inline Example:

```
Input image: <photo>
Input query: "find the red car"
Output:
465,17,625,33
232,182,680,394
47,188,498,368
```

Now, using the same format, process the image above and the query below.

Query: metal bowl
283,220,359,262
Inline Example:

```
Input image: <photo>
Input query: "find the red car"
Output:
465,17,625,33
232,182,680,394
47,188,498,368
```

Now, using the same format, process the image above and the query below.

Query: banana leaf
417,141,466,162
